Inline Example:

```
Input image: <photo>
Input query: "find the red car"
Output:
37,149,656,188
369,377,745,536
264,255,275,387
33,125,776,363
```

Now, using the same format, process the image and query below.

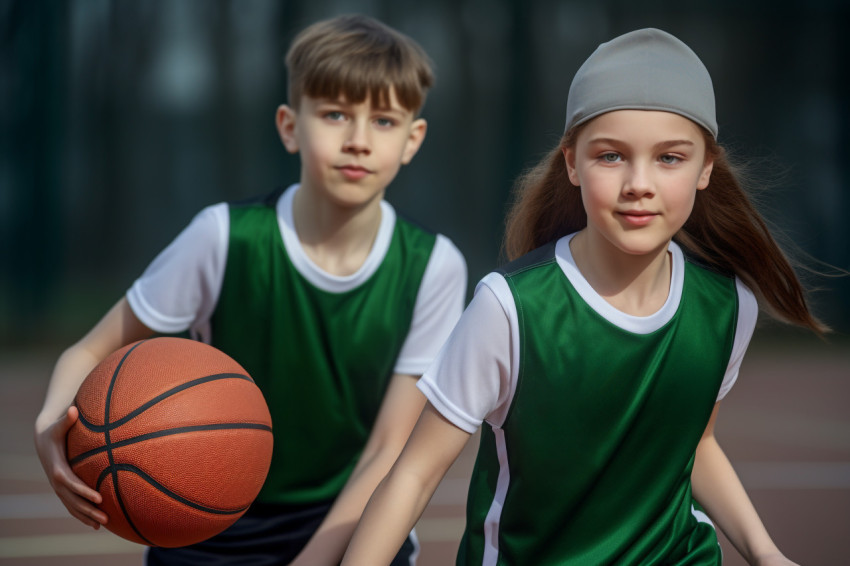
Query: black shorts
146,500,419,565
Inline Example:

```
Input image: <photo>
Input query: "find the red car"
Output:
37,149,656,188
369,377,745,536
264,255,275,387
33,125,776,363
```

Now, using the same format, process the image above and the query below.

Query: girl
342,28,825,565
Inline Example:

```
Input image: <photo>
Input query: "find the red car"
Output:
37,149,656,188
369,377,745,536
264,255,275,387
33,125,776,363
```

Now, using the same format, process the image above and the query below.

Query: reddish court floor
1,331,847,565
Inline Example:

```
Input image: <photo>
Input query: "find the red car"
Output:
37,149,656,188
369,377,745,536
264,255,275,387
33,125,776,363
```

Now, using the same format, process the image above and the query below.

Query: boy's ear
400,118,428,165
276,104,299,154
562,147,580,186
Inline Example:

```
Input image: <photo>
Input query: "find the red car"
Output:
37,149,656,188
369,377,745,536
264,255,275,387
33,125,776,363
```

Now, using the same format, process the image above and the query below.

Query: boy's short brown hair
285,14,434,113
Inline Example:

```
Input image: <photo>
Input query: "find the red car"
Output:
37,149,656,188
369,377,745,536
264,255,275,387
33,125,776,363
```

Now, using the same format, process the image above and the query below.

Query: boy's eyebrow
371,105,408,116
313,97,410,115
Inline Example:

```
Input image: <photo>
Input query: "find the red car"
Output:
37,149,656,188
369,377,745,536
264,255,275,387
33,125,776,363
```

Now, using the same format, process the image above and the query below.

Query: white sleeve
716,278,759,401
126,203,229,342
393,234,468,375
416,273,516,433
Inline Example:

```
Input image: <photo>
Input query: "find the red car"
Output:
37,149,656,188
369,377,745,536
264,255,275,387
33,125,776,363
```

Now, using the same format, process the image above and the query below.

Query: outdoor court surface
1,331,847,565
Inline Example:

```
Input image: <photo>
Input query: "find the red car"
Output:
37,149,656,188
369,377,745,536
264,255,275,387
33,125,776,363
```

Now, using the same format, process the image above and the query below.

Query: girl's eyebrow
654,139,696,150
587,137,696,150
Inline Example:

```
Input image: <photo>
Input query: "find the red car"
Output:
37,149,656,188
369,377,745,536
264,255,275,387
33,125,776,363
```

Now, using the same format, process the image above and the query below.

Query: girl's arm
342,402,472,566
34,297,153,528
288,373,426,566
692,402,798,566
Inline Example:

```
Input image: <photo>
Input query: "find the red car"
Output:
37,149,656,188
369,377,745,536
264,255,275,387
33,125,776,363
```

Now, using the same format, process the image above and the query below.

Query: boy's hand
34,406,108,529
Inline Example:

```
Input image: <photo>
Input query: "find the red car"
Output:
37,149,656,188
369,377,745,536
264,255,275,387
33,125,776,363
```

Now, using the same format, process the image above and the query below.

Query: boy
35,14,467,565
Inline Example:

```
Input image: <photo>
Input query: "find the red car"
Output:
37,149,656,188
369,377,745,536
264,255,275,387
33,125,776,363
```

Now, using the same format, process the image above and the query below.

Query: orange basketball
66,337,273,548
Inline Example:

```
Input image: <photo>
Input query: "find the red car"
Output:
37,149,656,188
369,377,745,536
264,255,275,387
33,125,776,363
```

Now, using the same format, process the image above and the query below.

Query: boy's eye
375,117,396,128
324,111,345,121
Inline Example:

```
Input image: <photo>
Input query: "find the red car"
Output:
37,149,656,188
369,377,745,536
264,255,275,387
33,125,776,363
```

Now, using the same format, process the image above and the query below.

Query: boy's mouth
336,164,372,180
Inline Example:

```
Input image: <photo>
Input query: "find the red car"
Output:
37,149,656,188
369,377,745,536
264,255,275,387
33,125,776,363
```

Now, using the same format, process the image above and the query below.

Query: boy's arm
692,403,798,566
288,372,426,566
34,297,153,528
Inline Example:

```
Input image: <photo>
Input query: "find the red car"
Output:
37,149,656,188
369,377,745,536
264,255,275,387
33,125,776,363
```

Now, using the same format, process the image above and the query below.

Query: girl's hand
34,406,108,529
753,552,799,566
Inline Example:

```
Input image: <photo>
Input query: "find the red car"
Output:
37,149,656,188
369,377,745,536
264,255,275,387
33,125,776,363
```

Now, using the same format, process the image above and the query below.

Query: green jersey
209,188,437,504
418,234,758,565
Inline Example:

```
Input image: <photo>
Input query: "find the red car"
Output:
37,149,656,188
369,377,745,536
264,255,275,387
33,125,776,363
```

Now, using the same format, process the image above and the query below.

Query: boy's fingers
37,407,108,528
61,405,79,432
58,485,108,526
67,504,105,529
67,473,103,505
56,406,103,504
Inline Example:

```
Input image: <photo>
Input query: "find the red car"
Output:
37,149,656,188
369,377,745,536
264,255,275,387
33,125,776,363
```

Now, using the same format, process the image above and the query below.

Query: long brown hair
503,125,828,334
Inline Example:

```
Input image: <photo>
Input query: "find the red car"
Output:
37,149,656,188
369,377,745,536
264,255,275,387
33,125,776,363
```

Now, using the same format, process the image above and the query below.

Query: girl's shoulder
496,240,558,277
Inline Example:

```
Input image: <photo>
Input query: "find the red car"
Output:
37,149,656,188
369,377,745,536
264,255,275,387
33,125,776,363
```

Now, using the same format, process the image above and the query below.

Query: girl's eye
660,154,681,165
601,153,621,163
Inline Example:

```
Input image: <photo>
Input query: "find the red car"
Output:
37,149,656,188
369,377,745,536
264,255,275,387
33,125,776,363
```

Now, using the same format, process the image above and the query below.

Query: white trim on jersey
690,504,715,527
405,528,421,566
482,427,510,564
718,278,758,400
556,235,684,333
278,184,398,293
126,184,467,375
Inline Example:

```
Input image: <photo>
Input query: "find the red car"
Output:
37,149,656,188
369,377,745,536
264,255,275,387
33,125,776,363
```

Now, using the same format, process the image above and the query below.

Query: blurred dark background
2,0,849,351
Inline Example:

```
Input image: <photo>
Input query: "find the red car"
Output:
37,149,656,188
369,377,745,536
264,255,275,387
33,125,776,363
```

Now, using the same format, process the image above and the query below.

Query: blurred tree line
1,0,848,350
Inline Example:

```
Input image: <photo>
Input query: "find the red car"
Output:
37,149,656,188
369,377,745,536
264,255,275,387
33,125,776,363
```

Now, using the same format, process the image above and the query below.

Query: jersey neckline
276,184,396,293
555,233,684,334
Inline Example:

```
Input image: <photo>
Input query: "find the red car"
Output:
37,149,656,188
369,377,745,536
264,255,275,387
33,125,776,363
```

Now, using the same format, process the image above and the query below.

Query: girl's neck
569,230,672,317
292,186,383,277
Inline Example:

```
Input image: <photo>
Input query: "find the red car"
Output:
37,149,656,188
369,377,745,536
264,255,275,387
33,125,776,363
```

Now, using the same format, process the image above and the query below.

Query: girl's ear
697,157,714,190
276,104,299,154
562,147,580,186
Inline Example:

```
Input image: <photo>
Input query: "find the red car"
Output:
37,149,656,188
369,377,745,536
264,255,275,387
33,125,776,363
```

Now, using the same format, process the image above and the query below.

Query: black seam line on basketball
105,340,153,547
95,464,250,515
75,373,255,433
68,423,273,465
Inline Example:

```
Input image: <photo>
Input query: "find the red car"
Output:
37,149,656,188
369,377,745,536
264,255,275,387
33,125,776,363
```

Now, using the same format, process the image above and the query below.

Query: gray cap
565,28,717,138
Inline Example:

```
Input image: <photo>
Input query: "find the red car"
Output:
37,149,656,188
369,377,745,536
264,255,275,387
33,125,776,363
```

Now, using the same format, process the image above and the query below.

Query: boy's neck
569,230,672,317
291,185,385,277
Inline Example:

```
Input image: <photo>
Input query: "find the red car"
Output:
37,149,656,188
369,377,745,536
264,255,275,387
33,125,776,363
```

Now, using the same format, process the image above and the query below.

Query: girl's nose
623,163,654,198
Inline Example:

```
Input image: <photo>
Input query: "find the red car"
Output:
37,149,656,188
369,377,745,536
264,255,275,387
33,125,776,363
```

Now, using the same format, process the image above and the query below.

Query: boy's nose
343,123,371,154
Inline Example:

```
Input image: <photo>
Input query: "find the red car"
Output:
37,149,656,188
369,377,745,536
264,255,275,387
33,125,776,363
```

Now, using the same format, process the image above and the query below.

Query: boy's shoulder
393,210,436,238
227,187,285,210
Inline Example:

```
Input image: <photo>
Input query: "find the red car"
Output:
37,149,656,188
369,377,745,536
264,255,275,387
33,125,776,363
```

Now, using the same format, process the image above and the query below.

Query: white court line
0,453,44,481
0,532,143,558
0,493,67,519
415,517,467,542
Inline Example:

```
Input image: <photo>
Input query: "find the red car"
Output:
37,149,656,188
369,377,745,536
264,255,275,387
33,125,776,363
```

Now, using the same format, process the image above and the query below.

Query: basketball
66,337,273,548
